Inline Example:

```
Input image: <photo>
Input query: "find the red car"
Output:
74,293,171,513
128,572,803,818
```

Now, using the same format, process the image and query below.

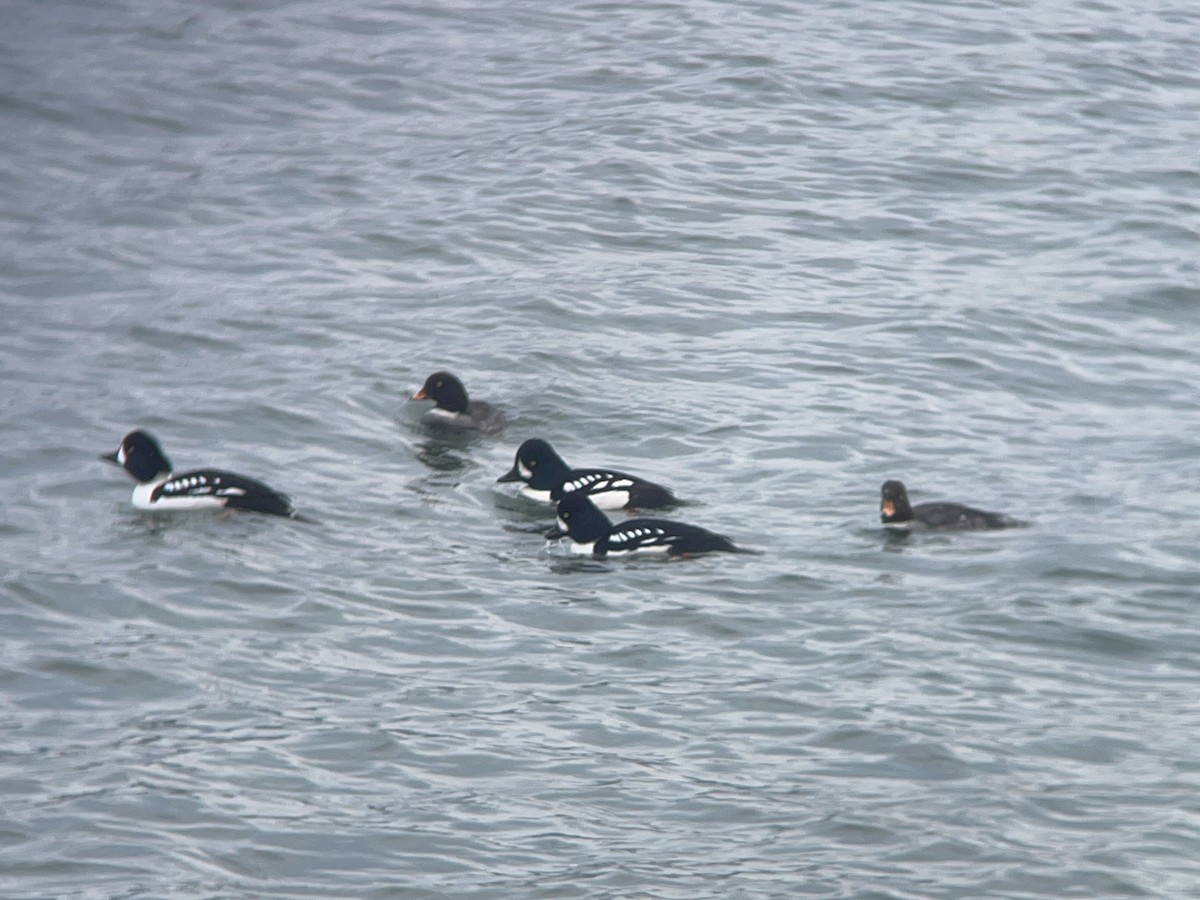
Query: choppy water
3,0,1200,896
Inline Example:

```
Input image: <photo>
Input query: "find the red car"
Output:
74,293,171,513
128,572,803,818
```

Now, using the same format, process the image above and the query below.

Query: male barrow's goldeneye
880,479,1023,530
498,437,681,510
546,492,751,559
411,371,506,435
101,429,307,520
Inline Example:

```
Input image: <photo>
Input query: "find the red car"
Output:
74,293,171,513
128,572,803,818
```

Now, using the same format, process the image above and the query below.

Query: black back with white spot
153,468,296,518
551,492,744,558
498,438,679,508
559,469,678,508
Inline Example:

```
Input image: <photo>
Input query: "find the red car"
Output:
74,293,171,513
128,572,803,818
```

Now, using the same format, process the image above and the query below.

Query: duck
880,479,1023,530
546,492,750,558
498,437,681,510
411,371,506,435
101,429,307,520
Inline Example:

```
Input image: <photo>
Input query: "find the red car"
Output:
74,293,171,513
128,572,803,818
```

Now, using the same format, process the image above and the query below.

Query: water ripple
3,0,1200,896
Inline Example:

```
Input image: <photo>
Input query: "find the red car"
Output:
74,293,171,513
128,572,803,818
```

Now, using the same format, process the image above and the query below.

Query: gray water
3,0,1200,896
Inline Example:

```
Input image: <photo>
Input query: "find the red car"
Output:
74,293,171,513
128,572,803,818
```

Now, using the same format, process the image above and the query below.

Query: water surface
3,0,1200,896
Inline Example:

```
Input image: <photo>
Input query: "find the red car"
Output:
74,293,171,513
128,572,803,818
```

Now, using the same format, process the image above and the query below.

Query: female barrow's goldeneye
880,479,1023,530
546,492,751,559
498,437,681,510
411,371,506,435
101,429,308,520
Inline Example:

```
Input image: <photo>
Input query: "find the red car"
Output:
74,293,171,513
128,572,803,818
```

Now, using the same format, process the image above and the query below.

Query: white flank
589,490,630,510
519,486,553,504
132,479,225,511
607,543,670,558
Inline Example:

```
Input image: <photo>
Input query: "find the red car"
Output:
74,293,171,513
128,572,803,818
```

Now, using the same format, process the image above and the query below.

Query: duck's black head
880,479,914,524
101,430,172,483
546,491,612,542
498,438,570,488
412,371,468,413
